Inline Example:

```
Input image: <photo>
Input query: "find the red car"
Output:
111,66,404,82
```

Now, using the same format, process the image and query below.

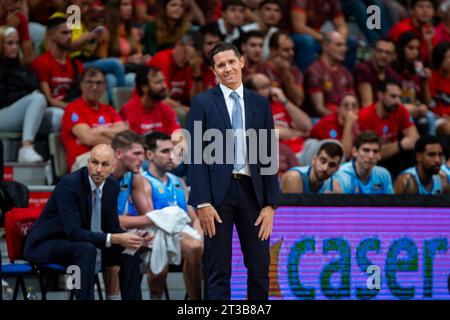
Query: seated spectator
142,0,191,56
281,141,343,194
289,0,357,71
429,41,450,136
358,78,420,176
340,0,390,46
310,92,359,160
196,23,221,91
0,0,33,65
241,30,264,80
208,0,246,45
258,31,304,107
97,0,150,85
353,37,401,107
393,31,433,135
395,135,448,194
32,15,84,133
435,1,450,44
143,132,203,300
120,66,181,136
61,68,129,171
388,0,436,64
244,73,311,160
147,33,203,125
241,0,281,60
0,26,46,162
69,0,127,102
303,30,354,117
334,130,394,194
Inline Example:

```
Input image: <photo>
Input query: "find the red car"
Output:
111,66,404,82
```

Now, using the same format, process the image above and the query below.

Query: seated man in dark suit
24,144,150,300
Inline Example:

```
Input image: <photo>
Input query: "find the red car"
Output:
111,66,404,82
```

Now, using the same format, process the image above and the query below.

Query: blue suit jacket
187,85,279,208
24,167,123,264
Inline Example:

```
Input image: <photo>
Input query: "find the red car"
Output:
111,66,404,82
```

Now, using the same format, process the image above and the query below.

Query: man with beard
142,131,203,300
358,79,420,176
281,141,343,194
61,68,129,171
334,131,394,194
353,38,401,107
120,66,181,136
197,23,222,91
32,15,84,132
395,135,448,194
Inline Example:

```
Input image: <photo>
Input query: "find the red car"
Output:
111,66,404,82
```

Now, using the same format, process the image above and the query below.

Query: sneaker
18,146,43,163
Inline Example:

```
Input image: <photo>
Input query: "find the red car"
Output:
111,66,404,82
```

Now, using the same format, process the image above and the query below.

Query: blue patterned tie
230,91,245,171
91,188,102,273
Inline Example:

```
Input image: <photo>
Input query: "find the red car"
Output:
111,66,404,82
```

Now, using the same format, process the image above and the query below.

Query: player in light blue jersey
395,135,448,194
335,131,394,194
143,132,203,300
441,161,450,184
281,141,344,194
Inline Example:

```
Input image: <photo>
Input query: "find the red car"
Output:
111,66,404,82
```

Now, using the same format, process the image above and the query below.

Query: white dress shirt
88,176,111,247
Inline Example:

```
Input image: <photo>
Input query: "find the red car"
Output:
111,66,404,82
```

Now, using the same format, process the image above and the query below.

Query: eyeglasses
83,80,105,87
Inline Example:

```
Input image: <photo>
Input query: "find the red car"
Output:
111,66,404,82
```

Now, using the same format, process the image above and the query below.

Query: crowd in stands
3,0,450,300
1,0,450,191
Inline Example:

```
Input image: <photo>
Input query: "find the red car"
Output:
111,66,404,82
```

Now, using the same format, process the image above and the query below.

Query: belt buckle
232,173,242,179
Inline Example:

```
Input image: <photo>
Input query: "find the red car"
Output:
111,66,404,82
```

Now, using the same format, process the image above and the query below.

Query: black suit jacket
187,85,279,208
24,167,124,264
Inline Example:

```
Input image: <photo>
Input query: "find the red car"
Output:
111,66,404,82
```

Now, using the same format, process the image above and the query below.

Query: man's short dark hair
47,16,67,31
81,67,105,82
317,141,344,160
145,131,171,151
379,78,401,93
135,65,162,96
208,41,241,67
222,0,246,11
432,41,450,70
375,36,395,47
242,30,264,44
415,135,442,154
259,0,281,10
354,131,381,150
411,0,434,8
111,130,146,151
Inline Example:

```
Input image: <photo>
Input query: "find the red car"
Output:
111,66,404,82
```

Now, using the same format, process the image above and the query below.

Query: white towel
122,206,201,275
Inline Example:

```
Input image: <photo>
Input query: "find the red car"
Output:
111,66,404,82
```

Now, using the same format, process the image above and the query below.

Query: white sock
106,294,121,300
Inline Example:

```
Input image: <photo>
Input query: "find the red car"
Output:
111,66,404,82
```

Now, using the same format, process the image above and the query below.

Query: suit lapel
82,168,92,225
243,88,254,131
213,85,232,129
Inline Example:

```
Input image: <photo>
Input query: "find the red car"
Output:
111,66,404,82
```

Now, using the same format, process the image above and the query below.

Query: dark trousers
42,240,142,300
203,176,270,300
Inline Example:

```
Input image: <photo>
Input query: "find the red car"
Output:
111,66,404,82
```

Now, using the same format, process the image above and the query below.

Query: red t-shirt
304,58,354,116
201,62,217,90
429,70,450,116
61,98,122,169
290,0,343,31
32,51,84,100
271,101,304,153
388,18,437,64
257,62,303,92
310,113,343,140
147,49,193,105
0,12,30,42
434,22,450,45
120,95,181,135
358,103,414,144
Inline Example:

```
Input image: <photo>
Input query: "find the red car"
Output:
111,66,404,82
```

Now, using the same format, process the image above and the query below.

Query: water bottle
26,287,38,300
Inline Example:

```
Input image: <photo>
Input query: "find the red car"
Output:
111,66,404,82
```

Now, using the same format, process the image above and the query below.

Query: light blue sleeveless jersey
335,161,394,194
142,171,188,211
399,166,443,195
288,165,334,194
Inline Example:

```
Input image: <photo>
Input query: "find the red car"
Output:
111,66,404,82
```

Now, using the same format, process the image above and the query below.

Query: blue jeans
291,34,358,72
340,0,390,45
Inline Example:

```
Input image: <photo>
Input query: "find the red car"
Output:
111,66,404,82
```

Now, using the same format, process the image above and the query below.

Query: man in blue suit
187,42,279,300
24,144,149,300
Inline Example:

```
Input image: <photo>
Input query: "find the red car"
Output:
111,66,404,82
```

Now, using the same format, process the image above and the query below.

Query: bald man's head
87,144,115,186
322,30,347,63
